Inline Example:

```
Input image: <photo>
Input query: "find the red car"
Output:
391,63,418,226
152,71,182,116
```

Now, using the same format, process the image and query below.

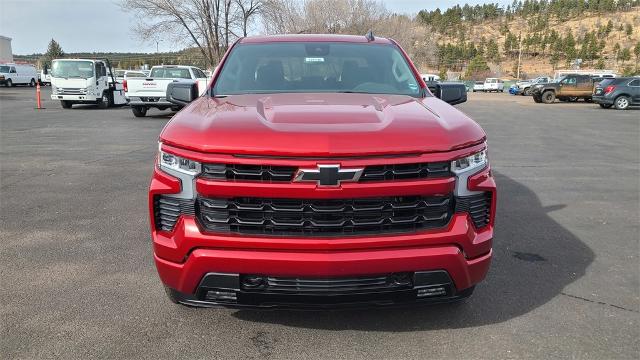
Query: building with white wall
0,36,14,63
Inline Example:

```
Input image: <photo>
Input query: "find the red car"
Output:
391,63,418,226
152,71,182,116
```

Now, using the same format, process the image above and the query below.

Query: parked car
483,78,504,92
517,76,551,96
531,74,597,103
592,77,640,110
472,81,484,92
125,65,208,117
0,63,38,87
152,33,494,309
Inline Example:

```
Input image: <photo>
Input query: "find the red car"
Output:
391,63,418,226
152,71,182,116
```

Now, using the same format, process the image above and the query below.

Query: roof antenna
365,29,375,42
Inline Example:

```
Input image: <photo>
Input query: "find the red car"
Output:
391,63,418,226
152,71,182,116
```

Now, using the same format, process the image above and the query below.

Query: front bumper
166,270,480,309
51,94,96,102
149,146,496,308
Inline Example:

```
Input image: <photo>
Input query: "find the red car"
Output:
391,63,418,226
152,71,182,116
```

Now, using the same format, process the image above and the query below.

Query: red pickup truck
150,34,496,308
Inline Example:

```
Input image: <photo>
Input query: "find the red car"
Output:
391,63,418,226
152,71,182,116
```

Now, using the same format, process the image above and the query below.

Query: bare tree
236,0,262,36
120,0,261,67
261,0,305,34
259,0,437,68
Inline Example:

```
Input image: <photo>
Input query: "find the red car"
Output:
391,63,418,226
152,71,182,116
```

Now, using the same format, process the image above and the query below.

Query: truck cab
50,59,127,109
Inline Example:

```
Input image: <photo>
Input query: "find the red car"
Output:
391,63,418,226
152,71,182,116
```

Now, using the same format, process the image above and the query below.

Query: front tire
61,100,73,109
614,96,630,110
533,95,542,103
541,91,555,104
97,92,112,109
599,103,613,109
6,79,12,87
131,106,148,117
523,87,532,96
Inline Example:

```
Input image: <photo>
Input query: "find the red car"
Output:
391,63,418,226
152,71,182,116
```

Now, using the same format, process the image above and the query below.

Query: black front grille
154,196,195,231
201,163,296,182
455,193,492,229
197,195,453,236
200,161,451,182
243,273,413,294
360,162,450,181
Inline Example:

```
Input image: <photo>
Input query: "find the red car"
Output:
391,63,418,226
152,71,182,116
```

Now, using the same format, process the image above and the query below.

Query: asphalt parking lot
1,86,638,359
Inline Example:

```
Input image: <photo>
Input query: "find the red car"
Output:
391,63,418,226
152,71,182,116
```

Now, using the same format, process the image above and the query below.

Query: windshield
51,60,94,79
150,67,191,79
214,42,421,97
0,66,9,73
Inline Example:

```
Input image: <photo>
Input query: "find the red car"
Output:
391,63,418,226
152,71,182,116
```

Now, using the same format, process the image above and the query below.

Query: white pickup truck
125,65,208,117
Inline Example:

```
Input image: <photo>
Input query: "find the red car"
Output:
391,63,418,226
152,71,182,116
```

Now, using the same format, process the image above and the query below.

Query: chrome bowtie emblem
294,164,363,187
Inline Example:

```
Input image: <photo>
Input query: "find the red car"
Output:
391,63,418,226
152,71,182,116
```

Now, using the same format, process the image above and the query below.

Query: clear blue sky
0,0,511,55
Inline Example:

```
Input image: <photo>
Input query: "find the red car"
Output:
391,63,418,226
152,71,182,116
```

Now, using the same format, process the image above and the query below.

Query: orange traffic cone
35,82,42,109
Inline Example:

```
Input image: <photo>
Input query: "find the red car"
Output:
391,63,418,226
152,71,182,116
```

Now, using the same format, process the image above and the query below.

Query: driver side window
562,77,576,85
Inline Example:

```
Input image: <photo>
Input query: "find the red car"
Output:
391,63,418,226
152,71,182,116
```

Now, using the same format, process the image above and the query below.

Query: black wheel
30,78,36,87
131,106,148,117
614,95,630,110
6,79,12,87
599,103,613,109
523,87,532,96
533,95,542,103
61,100,73,109
541,90,555,104
97,92,112,109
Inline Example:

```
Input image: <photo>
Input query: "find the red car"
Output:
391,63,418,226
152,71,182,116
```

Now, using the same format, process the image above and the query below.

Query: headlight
451,149,487,174
158,144,201,175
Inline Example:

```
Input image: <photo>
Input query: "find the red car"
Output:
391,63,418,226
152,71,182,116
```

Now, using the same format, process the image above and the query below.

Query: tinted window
51,60,94,78
150,68,191,79
192,68,206,78
214,42,421,97
629,79,640,86
0,66,9,73
597,78,615,87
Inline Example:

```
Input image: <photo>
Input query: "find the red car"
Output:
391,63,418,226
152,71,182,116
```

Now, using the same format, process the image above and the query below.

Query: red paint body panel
149,35,496,305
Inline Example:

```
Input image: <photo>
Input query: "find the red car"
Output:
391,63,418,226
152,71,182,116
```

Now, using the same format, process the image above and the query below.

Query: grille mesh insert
197,195,453,236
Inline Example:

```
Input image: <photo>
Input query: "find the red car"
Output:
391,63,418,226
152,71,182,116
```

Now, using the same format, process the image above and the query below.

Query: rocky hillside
418,1,640,78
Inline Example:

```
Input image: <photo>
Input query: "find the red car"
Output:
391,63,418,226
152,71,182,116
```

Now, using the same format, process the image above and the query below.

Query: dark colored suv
592,77,640,110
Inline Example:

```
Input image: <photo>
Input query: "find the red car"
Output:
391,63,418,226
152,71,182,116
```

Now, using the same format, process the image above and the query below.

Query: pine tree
613,43,621,63
41,39,65,68
634,42,640,70
625,23,633,37
619,48,631,64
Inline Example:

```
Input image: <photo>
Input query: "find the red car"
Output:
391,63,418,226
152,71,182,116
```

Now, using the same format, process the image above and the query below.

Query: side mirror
426,81,467,105
166,80,199,106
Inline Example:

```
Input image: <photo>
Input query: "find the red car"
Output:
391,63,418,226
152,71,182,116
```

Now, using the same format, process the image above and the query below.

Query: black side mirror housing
426,81,467,105
167,80,199,106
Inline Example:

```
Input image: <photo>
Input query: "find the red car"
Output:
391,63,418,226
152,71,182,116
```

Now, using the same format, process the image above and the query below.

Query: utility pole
516,32,523,80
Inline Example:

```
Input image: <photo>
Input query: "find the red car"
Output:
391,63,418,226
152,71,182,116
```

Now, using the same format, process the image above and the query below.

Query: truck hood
160,93,485,156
